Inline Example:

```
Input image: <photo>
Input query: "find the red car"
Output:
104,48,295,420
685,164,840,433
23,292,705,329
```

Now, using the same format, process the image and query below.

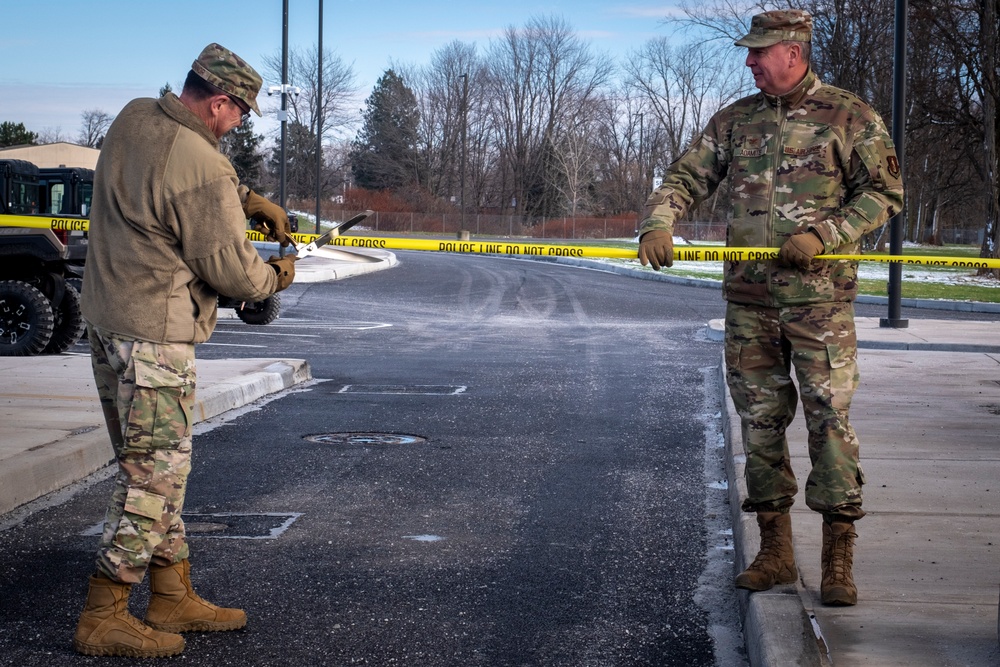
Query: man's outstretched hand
638,229,674,270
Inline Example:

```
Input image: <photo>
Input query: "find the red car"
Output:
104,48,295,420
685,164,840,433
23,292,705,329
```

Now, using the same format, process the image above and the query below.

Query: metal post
315,0,323,234
881,0,909,328
267,0,300,253
280,0,289,212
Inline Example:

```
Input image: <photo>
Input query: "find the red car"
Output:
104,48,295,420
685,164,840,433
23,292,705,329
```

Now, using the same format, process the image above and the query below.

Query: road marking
216,321,392,331
200,342,268,348
336,384,467,395
79,512,303,540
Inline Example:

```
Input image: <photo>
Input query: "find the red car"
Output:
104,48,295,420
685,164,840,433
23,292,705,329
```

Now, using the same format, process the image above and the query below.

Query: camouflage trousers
88,325,196,583
724,302,865,521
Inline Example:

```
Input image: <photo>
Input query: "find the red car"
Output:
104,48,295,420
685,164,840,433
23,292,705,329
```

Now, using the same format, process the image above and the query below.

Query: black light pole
315,0,323,234
280,0,289,213
268,0,299,253
881,0,908,328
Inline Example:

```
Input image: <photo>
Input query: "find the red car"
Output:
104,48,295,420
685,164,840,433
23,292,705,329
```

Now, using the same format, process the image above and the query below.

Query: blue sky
1,0,685,142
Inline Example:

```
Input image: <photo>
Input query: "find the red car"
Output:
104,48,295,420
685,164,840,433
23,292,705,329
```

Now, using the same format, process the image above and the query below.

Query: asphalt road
4,251,995,666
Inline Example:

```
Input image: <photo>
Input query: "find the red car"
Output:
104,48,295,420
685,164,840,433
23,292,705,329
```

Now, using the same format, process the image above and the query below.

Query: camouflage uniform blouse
639,69,904,308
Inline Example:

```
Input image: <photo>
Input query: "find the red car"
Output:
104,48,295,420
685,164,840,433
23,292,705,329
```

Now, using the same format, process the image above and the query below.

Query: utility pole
315,0,323,234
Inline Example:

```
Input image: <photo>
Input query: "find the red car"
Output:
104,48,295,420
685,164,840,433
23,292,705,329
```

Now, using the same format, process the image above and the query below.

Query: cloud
611,5,687,19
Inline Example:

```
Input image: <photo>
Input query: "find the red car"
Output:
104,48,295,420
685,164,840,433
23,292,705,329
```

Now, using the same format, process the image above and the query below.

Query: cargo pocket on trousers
124,351,194,451
124,486,167,521
116,487,167,553
826,344,857,411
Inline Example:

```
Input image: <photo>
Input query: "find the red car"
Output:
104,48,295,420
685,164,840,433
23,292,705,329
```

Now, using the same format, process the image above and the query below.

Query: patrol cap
191,43,263,117
734,10,812,48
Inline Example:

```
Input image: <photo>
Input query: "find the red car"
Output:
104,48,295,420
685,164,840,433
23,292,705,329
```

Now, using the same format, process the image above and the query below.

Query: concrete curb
0,359,311,518
0,427,113,522
193,359,312,422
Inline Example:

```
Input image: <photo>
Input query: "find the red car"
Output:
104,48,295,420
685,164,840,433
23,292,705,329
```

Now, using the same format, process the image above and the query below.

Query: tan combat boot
735,511,798,591
73,573,185,657
821,520,858,605
145,559,247,632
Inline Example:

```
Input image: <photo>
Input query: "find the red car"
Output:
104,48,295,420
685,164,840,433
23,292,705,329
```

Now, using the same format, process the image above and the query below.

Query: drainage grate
336,384,467,396
303,432,427,446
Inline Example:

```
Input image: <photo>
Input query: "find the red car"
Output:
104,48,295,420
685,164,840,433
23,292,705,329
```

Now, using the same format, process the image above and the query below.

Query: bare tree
909,0,1000,272
407,42,485,201
590,90,646,215
625,37,750,162
800,0,896,116
548,96,602,216
78,109,114,148
261,45,357,202
485,14,614,218
262,45,357,141
36,127,67,144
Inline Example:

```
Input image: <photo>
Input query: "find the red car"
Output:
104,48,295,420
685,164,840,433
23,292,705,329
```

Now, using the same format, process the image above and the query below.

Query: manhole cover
304,432,427,446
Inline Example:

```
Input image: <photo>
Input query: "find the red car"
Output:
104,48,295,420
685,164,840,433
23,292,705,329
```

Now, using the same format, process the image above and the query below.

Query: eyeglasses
227,95,251,124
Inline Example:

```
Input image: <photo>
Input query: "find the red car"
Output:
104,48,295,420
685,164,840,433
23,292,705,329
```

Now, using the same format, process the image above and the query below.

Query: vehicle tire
44,281,86,354
234,294,281,325
0,280,55,356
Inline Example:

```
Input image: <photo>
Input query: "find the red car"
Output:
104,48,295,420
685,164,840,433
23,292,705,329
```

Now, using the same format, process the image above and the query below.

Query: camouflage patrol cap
191,43,263,117
735,10,812,48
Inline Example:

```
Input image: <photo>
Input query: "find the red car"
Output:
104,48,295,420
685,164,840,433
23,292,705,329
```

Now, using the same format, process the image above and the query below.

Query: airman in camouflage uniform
74,43,294,658
637,9,904,606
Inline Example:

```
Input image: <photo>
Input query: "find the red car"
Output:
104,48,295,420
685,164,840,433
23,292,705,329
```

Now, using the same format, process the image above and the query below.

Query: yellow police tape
3,213,999,269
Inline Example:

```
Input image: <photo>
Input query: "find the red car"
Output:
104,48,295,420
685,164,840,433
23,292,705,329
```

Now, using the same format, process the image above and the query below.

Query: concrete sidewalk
714,317,1000,667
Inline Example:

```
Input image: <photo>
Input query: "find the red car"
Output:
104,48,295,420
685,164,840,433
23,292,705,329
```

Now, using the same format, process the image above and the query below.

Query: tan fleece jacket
81,93,279,344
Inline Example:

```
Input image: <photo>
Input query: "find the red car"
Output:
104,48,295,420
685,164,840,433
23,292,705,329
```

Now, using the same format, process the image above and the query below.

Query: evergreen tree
267,121,319,200
221,118,264,191
349,69,421,190
0,121,38,147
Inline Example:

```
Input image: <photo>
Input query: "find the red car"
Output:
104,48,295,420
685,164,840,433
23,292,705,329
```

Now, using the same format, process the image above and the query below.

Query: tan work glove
267,254,297,292
778,230,826,270
245,190,291,247
637,229,674,270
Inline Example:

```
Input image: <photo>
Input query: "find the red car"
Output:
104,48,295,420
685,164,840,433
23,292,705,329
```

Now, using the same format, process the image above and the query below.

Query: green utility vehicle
0,159,87,355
